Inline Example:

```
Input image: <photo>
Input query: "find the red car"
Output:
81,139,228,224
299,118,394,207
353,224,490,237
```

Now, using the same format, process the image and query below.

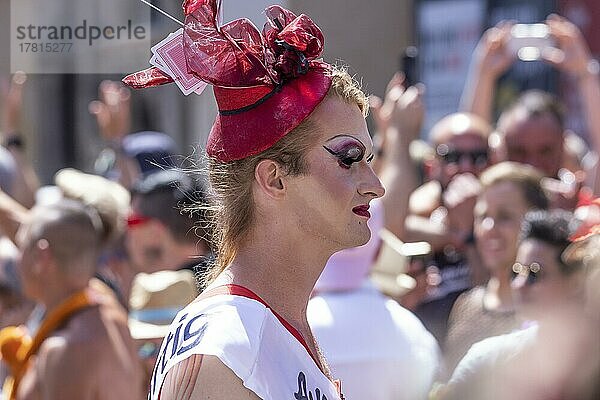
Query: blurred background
0,0,598,184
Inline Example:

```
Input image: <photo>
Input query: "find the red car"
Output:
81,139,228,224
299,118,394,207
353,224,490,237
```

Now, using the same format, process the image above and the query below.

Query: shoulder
160,354,261,400
150,295,269,399
35,335,96,382
455,286,483,308
33,333,126,400
385,298,440,351
385,296,429,331
36,335,69,361
449,326,537,385
449,286,484,319
59,304,117,349
183,294,269,343
175,295,268,354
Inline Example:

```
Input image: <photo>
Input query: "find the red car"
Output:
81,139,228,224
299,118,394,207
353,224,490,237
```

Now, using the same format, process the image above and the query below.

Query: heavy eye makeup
323,136,372,169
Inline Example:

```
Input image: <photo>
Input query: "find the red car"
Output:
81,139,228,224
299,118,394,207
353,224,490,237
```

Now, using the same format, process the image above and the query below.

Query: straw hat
54,168,130,243
128,270,197,340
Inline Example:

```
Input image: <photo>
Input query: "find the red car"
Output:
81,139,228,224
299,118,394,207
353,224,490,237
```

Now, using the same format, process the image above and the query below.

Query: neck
220,226,332,326
42,283,87,312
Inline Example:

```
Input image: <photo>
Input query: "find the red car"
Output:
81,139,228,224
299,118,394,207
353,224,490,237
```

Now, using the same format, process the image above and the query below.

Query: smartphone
507,23,555,61
400,46,419,87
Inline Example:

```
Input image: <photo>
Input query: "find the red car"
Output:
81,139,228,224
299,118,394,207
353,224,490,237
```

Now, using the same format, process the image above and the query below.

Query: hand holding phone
400,46,419,87
507,23,555,61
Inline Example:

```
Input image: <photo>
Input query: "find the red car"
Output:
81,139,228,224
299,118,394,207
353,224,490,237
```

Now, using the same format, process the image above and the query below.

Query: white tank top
149,285,343,400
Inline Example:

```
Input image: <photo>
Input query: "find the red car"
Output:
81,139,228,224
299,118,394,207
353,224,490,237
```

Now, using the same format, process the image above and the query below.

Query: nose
358,165,385,199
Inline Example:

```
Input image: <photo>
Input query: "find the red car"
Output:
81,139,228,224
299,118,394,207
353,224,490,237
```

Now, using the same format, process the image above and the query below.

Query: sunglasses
126,213,152,228
436,144,489,166
512,262,542,286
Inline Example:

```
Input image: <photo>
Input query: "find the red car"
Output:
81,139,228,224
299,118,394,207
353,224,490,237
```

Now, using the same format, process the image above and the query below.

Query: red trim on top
199,284,320,369
126,213,153,228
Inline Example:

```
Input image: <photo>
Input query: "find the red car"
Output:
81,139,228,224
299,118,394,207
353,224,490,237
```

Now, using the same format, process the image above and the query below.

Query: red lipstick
352,204,371,218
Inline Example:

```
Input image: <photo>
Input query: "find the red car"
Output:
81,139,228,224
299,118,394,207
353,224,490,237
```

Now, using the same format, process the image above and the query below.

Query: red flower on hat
263,6,325,80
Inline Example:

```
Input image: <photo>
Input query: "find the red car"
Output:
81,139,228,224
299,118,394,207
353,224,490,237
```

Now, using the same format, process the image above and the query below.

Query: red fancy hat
123,0,333,162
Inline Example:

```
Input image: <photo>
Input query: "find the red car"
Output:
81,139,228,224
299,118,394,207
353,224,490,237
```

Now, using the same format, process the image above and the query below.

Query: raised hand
472,22,516,80
443,173,482,242
460,22,516,122
372,74,425,239
88,80,131,142
370,73,425,149
543,14,596,80
1,72,27,136
369,72,406,137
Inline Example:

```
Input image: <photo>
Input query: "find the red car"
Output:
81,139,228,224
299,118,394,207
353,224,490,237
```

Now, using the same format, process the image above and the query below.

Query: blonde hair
201,66,368,286
479,161,549,210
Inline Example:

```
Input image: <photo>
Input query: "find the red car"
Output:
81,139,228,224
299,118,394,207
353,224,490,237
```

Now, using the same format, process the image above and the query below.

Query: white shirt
444,325,538,400
150,289,342,400
308,283,441,400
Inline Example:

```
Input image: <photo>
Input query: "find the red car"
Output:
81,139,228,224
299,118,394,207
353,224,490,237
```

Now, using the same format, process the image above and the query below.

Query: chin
352,224,372,247
332,230,368,253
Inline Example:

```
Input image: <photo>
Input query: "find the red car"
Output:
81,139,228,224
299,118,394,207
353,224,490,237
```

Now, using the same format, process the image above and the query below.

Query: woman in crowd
444,161,548,372
439,210,598,400
123,1,384,399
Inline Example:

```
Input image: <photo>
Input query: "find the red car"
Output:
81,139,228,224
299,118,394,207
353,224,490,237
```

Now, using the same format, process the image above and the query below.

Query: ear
254,159,286,199
34,239,53,274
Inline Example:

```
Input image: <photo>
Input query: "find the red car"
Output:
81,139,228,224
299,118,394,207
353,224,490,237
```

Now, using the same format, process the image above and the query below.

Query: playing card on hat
151,29,208,95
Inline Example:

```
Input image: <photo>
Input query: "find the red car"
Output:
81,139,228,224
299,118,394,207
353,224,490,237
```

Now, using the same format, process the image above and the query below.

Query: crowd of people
0,2,599,399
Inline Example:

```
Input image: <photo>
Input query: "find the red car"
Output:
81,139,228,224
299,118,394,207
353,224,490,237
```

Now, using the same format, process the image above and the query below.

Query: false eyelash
324,145,364,169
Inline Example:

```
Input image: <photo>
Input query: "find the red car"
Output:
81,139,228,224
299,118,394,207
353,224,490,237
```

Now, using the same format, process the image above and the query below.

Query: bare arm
0,189,29,244
161,354,260,400
371,75,424,239
1,73,39,208
459,23,515,123
89,81,138,189
405,173,481,253
544,14,600,195
35,338,95,400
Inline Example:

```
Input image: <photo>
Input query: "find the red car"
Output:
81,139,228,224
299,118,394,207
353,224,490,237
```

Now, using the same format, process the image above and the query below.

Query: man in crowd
1,201,142,399
126,169,213,285
404,112,492,344
461,14,600,203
